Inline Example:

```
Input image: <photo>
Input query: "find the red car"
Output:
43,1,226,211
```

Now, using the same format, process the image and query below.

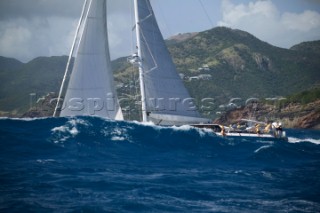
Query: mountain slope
0,56,67,114
167,27,320,114
290,40,320,54
213,88,320,129
0,56,24,71
0,27,319,119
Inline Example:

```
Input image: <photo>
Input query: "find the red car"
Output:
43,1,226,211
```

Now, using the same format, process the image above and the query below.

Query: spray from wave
0,116,320,212
288,137,320,144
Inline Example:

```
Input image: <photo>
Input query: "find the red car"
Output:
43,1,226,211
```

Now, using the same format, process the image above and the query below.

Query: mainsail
54,0,123,119
134,0,209,125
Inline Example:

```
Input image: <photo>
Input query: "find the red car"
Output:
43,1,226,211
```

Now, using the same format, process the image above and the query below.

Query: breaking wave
0,116,319,212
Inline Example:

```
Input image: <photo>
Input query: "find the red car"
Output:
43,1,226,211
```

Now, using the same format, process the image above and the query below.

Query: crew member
276,122,283,137
220,125,226,136
255,124,261,134
264,123,271,133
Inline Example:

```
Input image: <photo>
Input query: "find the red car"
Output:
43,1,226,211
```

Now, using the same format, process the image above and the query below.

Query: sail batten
59,0,123,120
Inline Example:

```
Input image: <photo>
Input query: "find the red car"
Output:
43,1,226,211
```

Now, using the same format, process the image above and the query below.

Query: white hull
191,124,288,141
216,132,287,141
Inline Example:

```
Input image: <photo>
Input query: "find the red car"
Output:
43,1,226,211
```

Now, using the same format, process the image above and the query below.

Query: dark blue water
0,116,320,212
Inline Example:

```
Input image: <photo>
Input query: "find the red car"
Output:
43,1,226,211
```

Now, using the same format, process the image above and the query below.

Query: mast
53,0,89,117
134,0,148,122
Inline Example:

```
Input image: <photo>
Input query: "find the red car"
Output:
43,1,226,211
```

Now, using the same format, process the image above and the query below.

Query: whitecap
305,138,320,144
111,136,126,141
69,127,79,136
0,117,50,121
50,119,80,143
254,145,272,153
53,135,70,143
170,125,194,131
51,125,69,133
261,171,274,180
36,159,56,164
132,120,155,127
67,117,89,127
288,137,320,144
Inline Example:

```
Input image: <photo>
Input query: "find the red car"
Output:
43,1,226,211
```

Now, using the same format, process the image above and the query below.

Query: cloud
0,0,133,62
282,10,320,32
0,17,76,62
0,0,82,62
0,0,131,20
3,0,319,63
218,0,320,48
108,13,134,59
0,0,83,20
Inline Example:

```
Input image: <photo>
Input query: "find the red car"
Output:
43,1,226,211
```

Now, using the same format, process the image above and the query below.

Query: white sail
59,0,123,120
134,0,209,125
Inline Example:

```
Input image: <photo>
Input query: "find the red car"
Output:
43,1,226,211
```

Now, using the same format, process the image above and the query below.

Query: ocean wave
1,116,320,147
254,145,273,153
1,116,320,212
0,116,50,121
288,137,320,144
50,118,82,143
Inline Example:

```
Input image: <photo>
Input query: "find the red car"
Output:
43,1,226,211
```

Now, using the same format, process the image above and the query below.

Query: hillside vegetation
170,27,319,103
215,88,320,129
0,27,319,121
114,27,320,119
0,56,67,114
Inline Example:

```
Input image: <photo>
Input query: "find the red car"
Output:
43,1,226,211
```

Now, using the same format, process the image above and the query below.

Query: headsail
134,0,209,125
57,0,123,119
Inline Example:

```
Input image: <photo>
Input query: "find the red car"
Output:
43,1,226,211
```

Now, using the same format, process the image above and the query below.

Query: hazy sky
0,0,320,62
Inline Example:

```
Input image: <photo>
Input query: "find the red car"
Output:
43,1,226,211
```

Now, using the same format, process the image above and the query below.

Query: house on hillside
189,76,200,81
198,64,210,72
188,74,212,81
198,74,212,80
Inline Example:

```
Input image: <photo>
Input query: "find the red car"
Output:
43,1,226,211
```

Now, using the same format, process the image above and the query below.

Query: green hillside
290,40,320,54
0,56,23,71
169,27,319,103
0,56,67,114
114,27,320,119
277,87,320,105
0,27,319,118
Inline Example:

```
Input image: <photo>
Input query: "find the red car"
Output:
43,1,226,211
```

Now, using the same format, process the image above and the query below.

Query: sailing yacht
53,0,287,141
54,0,209,126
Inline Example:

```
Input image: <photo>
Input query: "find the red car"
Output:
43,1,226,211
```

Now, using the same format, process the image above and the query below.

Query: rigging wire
53,0,89,117
198,0,215,29
151,0,173,39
